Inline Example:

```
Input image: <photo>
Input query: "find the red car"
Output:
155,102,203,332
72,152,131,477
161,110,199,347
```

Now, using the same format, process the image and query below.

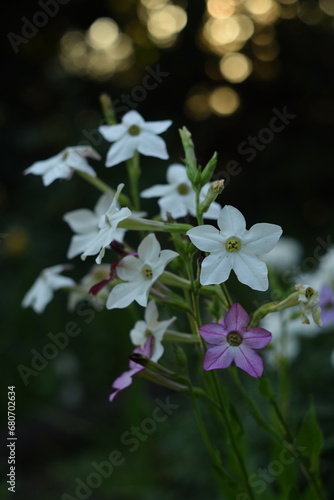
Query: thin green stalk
126,151,141,211
75,171,131,206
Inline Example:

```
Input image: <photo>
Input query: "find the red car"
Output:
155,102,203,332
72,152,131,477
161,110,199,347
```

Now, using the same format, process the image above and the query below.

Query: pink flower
109,337,152,402
199,303,272,378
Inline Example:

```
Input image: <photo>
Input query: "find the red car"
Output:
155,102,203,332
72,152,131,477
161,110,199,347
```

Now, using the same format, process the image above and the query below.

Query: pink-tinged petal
200,252,233,285
223,303,249,331
217,205,246,238
63,209,98,234
186,225,223,252
242,327,272,349
99,123,127,142
243,223,283,254
116,255,142,281
142,119,172,134
233,346,264,378
140,184,173,198
203,344,234,370
138,233,161,263
105,135,138,167
166,164,189,185
122,110,145,127
138,132,169,159
74,145,102,161
199,323,227,344
233,252,268,291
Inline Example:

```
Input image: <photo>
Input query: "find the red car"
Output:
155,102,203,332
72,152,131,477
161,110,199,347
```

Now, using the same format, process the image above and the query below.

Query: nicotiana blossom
67,264,111,312
319,285,334,326
24,146,101,186
295,284,322,327
187,205,282,291
199,303,272,378
77,184,132,264
99,110,172,167
22,264,75,314
109,337,152,402
140,163,221,220
63,191,127,260
130,300,176,362
107,233,178,310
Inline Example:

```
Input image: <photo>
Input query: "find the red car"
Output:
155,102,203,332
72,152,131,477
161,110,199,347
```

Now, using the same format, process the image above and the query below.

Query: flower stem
126,151,141,211
75,171,131,206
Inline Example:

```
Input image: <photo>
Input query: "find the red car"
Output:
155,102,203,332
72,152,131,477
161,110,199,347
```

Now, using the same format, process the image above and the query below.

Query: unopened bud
199,179,225,214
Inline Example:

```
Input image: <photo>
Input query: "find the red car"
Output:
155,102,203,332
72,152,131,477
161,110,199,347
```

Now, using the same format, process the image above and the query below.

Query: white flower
261,236,303,274
130,301,176,362
295,284,322,327
22,264,75,313
140,163,221,220
24,146,101,186
107,233,178,309
261,311,301,366
186,205,282,291
99,110,172,167
75,184,132,264
63,191,127,260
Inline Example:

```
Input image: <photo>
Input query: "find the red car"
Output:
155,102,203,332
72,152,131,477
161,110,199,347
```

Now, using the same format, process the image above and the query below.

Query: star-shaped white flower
63,191,127,260
99,110,172,167
24,146,101,186
107,233,178,309
187,205,282,291
130,300,176,362
140,163,221,220
22,264,75,313
76,184,132,264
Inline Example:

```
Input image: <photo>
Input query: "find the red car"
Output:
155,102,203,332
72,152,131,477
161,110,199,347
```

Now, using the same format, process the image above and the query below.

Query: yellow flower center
142,264,153,280
225,237,241,253
128,125,141,136
227,331,242,346
177,183,190,195
305,287,314,300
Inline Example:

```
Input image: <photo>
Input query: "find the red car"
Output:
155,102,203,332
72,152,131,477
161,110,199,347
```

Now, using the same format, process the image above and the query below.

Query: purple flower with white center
199,303,272,378
109,337,152,402
319,285,334,326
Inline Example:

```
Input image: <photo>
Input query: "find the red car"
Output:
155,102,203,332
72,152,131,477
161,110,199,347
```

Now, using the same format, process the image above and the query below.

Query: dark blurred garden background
1,0,334,498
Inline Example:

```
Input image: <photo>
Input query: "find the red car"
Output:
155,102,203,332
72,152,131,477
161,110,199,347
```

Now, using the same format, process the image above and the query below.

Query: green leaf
297,399,323,472
200,151,218,185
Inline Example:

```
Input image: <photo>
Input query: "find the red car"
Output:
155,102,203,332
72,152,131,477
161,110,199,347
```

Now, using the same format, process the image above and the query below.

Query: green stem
75,171,131,206
126,151,141,211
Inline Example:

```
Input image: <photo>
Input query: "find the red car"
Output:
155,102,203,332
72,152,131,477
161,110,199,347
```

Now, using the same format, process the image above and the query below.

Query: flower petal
233,252,269,291
43,164,70,185
203,343,234,370
122,110,145,127
158,194,190,220
99,124,127,142
63,209,98,234
199,323,227,344
243,223,283,254
116,255,142,282
233,346,264,378
138,234,161,263
243,327,272,349
140,184,173,199
166,164,189,185
153,249,178,277
67,234,98,259
94,192,115,216
137,132,169,159
142,119,172,134
223,303,249,331
186,225,223,252
107,280,150,309
217,205,246,238
145,300,159,325
200,252,233,285
130,320,147,347
105,135,138,167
